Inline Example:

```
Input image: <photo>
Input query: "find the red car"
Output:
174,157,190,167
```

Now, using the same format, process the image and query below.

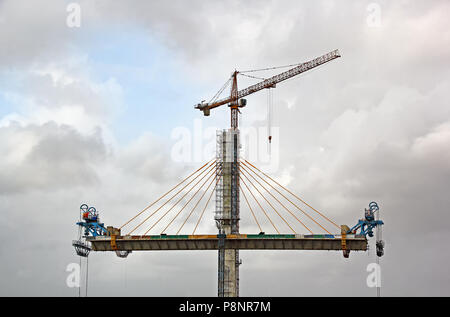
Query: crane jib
238,49,341,99
198,49,340,111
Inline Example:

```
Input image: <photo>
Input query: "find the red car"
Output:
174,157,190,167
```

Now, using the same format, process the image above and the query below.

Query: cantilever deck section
87,234,367,252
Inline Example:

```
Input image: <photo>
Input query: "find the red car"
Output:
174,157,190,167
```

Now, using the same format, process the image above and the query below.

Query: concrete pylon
216,129,240,297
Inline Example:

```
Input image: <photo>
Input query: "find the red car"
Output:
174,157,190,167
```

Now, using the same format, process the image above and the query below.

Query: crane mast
195,49,341,129
230,71,239,130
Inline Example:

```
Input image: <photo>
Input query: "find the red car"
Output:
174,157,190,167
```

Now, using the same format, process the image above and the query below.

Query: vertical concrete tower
216,129,240,297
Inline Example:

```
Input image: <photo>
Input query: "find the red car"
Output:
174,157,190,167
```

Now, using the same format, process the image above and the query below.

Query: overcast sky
0,0,449,296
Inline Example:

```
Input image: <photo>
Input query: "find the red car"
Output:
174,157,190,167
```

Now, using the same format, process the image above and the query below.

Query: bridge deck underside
88,237,367,252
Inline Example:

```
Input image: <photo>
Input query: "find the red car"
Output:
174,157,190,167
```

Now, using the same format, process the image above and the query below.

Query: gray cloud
0,121,107,194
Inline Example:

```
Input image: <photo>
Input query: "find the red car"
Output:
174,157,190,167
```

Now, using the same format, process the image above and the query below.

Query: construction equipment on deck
76,204,108,238
348,202,384,244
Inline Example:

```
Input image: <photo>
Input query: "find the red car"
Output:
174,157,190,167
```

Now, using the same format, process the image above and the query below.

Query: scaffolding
215,130,224,232
215,129,241,297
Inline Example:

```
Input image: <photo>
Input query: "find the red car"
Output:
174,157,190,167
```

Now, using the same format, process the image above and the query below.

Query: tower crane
193,49,345,296
195,49,341,130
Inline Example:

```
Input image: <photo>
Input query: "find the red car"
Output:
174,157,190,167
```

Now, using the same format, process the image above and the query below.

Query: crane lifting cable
267,87,273,148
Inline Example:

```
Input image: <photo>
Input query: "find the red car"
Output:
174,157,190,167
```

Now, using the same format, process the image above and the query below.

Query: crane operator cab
195,101,210,116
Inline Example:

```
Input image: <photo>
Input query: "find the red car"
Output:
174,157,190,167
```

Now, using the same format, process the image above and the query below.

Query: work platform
87,234,367,252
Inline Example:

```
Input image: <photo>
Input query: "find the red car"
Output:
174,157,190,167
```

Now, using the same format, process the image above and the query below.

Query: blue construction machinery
73,204,107,258
348,201,384,257
74,204,131,258
76,204,108,238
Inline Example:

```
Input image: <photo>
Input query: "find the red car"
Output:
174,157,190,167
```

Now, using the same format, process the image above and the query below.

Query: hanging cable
120,159,214,230
85,256,88,297
177,167,223,235
240,170,296,234
239,73,266,81
244,159,340,229
267,87,273,149
144,162,217,235
209,76,232,104
78,256,81,297
239,61,305,74
162,166,220,234
240,164,313,234
78,210,81,298
240,161,332,234
128,160,216,235
192,171,223,235
239,175,279,234
123,260,127,295
239,184,263,233
376,207,382,297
